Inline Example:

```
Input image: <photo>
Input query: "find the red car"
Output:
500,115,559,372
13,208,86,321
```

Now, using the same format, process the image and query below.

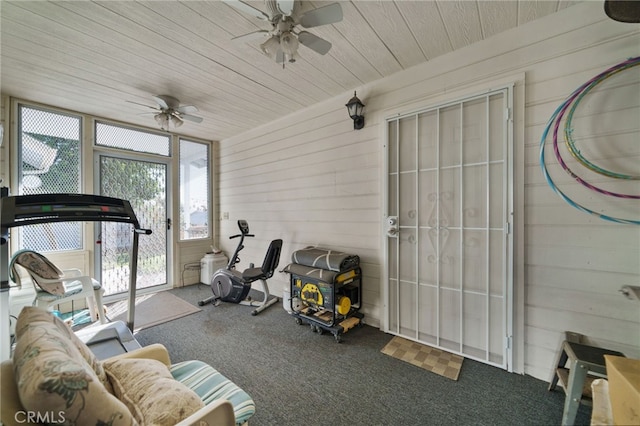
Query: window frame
178,137,211,241
13,102,84,252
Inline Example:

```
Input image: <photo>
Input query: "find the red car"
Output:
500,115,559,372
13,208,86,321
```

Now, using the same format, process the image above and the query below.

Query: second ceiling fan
225,0,343,64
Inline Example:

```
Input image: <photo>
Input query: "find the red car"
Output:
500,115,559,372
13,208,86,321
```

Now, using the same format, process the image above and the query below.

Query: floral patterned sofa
0,307,255,426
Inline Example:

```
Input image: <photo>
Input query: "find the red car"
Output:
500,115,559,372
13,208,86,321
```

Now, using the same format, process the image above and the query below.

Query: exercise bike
198,220,282,316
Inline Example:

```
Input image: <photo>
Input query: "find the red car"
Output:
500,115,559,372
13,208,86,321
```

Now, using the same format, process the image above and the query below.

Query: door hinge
167,218,171,230
506,335,512,350
505,222,511,234
505,107,512,121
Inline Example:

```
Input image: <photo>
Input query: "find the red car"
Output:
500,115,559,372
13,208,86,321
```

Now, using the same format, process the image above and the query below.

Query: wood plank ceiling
1,1,581,141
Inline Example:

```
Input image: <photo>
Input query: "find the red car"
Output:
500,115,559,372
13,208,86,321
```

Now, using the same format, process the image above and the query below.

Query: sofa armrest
1,360,37,426
175,399,236,426
105,343,172,366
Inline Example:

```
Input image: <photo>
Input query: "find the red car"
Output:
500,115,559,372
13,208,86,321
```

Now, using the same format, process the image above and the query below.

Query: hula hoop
539,57,640,225
564,58,640,180
552,95,640,199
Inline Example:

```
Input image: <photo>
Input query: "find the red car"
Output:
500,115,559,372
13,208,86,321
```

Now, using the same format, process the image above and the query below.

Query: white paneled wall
220,2,639,381
0,95,7,183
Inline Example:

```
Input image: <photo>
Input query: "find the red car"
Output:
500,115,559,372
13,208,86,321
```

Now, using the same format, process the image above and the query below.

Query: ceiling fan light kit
155,112,183,130
226,0,343,64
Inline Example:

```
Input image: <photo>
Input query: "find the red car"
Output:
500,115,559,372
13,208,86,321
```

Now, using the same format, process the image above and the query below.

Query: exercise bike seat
242,239,282,283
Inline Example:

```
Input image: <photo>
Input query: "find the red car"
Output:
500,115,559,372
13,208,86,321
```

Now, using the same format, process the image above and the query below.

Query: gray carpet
134,285,592,426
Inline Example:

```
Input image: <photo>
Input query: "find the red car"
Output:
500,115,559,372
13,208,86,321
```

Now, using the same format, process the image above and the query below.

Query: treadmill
0,193,151,361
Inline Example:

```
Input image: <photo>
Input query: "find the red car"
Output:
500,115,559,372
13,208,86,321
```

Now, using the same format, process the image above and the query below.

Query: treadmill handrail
1,193,144,230
0,193,150,332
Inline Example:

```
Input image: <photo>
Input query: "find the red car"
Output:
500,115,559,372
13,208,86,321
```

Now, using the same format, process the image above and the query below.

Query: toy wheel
197,301,205,306
315,327,324,335
334,334,342,343
295,318,302,325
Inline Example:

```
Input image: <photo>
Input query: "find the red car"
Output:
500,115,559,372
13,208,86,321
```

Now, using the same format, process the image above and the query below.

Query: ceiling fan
225,0,343,64
128,95,203,130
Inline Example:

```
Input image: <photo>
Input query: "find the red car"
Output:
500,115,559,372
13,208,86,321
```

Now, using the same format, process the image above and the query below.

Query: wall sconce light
346,91,365,130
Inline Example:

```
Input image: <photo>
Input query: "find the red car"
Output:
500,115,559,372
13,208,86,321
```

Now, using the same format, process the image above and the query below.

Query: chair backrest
260,239,282,279
9,249,65,295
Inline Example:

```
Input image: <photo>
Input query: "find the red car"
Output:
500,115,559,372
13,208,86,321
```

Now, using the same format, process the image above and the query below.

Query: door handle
386,216,398,237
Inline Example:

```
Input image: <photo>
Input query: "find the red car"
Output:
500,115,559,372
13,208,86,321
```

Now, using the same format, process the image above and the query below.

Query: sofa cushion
13,307,135,425
103,358,204,425
170,360,256,425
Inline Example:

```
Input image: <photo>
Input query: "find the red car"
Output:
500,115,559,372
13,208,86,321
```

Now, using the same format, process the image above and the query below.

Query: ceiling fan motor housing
156,95,181,110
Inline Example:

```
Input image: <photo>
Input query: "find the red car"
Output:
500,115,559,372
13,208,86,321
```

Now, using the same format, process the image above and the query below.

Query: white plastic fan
224,0,343,63
127,95,203,130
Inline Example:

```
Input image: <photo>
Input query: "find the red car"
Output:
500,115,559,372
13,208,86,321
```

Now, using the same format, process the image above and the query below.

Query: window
11,102,212,256
17,104,82,251
95,121,170,156
179,139,210,240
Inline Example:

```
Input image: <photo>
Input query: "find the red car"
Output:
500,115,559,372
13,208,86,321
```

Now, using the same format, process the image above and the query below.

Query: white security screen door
384,87,514,369
97,154,170,296
94,122,172,298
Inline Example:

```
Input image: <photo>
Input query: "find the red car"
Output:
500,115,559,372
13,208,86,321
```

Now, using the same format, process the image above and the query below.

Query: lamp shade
154,112,173,130
260,35,281,59
171,115,183,128
346,91,364,119
280,31,299,63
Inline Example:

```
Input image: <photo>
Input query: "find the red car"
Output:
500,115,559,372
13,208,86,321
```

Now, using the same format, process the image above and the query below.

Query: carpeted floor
134,285,592,426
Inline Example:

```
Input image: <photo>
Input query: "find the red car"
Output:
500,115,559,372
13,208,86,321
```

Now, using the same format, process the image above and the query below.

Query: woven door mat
381,336,464,381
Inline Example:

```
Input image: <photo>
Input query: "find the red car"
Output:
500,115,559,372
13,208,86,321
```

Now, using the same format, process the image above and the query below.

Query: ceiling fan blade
152,95,170,110
277,0,294,16
177,105,199,114
126,100,158,110
180,114,203,123
298,31,332,55
300,3,343,28
232,30,270,42
223,0,269,20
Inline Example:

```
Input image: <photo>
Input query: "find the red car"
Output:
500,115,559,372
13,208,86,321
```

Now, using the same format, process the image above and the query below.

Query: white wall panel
0,96,7,183
220,2,639,380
